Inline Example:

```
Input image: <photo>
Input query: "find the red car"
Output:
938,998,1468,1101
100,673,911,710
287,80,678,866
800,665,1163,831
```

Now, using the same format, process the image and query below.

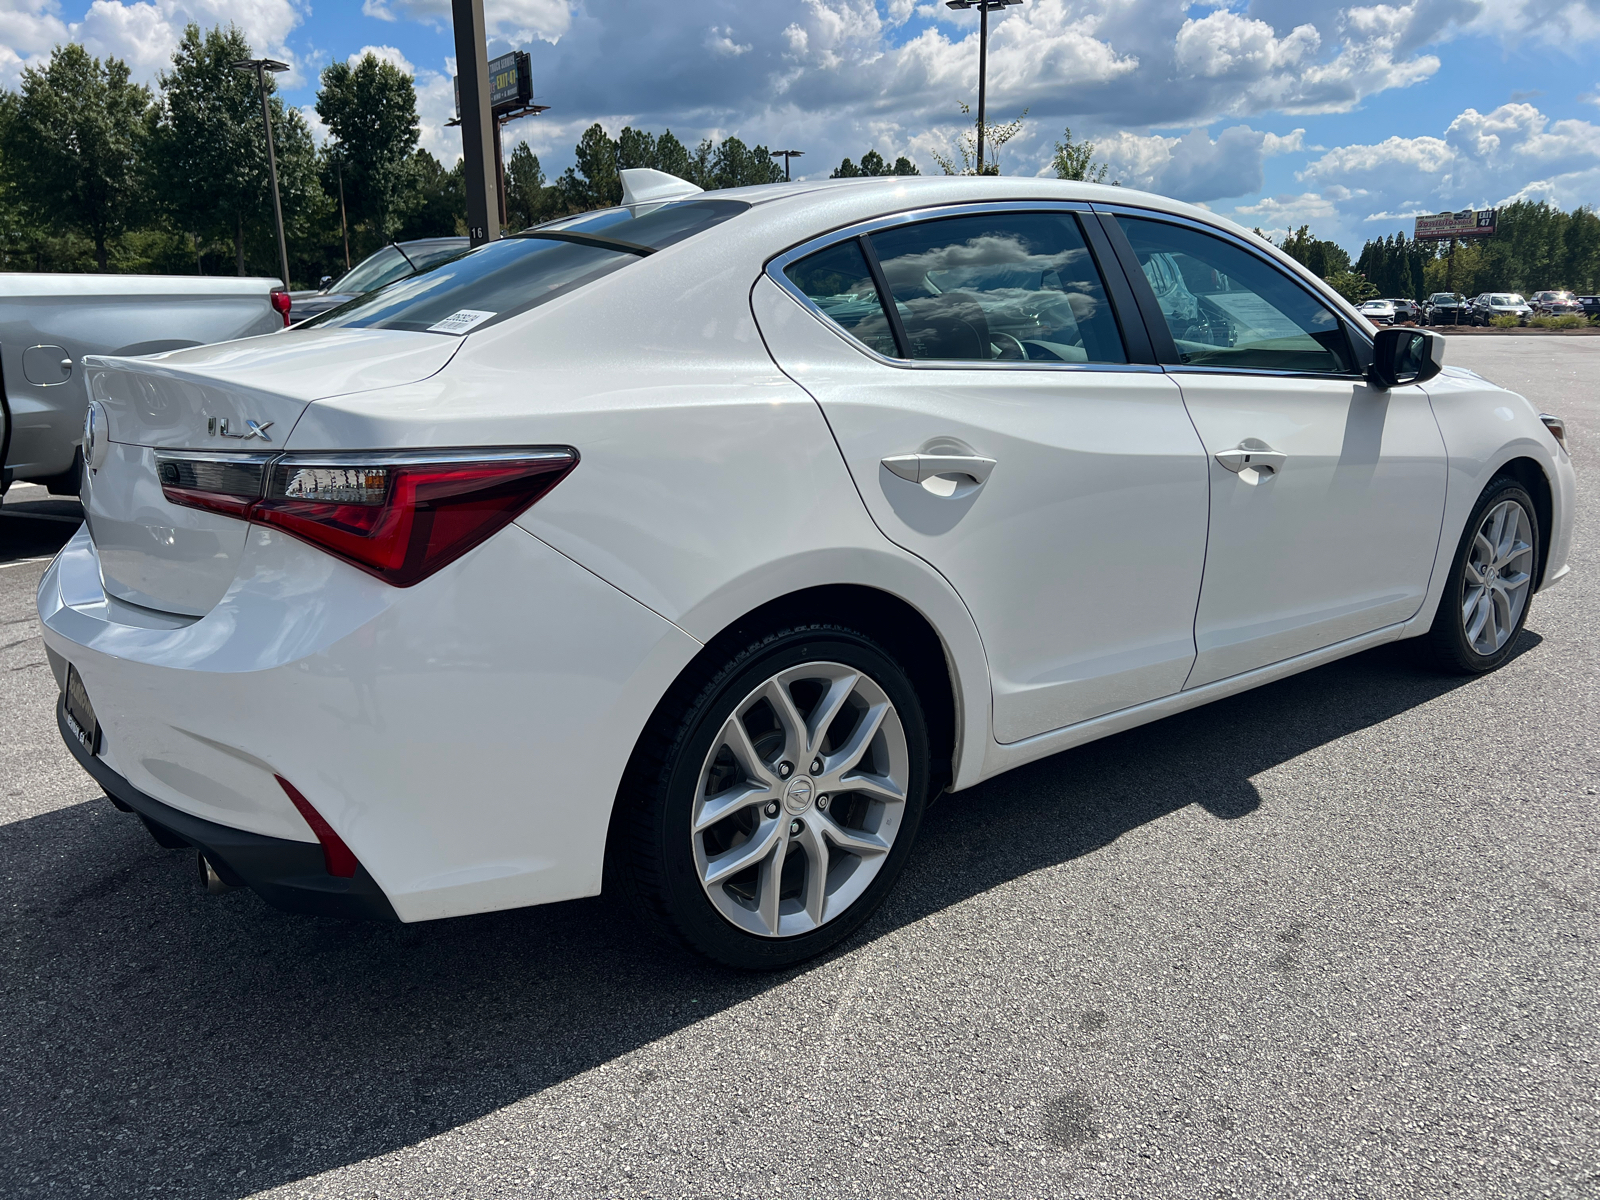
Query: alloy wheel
1462,499,1533,656
690,662,909,939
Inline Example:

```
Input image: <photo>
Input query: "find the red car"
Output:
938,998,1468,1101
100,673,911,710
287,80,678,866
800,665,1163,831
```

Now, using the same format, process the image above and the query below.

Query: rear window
306,199,748,336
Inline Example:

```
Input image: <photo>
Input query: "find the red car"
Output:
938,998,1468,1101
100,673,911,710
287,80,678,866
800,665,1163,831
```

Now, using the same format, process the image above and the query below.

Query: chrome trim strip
1163,365,1370,383
764,200,1161,375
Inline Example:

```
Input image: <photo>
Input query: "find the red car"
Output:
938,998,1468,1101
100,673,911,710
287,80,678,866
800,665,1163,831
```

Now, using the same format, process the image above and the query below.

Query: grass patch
1530,314,1587,329
1490,315,1522,328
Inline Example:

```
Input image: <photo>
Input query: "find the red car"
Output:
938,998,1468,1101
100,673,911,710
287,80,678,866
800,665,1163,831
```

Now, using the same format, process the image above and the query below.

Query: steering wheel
990,332,1028,361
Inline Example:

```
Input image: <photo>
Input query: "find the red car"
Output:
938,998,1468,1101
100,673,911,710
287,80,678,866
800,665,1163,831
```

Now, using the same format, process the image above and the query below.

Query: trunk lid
83,327,461,616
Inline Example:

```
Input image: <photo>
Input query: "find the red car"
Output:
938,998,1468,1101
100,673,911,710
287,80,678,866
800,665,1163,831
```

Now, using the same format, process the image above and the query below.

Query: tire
613,624,930,969
1423,478,1540,674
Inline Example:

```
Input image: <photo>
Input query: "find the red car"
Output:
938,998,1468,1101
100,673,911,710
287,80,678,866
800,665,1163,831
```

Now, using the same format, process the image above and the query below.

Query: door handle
1215,443,1287,476
882,453,996,485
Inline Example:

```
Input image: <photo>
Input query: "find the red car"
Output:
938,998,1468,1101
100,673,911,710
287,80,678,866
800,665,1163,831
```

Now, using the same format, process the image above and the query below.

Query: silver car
1,275,280,494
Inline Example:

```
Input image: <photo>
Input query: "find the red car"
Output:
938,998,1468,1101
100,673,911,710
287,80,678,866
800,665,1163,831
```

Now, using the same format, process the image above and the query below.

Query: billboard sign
453,50,532,119
1413,208,1497,241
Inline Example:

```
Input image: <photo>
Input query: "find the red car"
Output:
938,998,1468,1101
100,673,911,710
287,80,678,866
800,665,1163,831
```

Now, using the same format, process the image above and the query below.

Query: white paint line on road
0,557,51,570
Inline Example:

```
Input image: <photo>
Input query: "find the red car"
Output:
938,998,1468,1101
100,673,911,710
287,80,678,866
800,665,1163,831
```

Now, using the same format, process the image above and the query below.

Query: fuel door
23,345,72,386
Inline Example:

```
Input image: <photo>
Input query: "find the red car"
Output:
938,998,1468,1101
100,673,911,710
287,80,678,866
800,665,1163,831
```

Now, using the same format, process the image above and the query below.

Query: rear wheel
614,625,929,969
1424,479,1540,674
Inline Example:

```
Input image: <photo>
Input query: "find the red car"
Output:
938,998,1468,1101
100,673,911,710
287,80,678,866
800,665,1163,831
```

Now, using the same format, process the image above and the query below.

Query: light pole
451,0,499,246
771,149,804,181
945,0,1023,174
231,57,292,287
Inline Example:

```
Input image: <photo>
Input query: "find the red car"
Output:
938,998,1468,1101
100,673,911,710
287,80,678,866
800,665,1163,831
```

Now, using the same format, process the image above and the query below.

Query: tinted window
868,213,1126,363
335,246,412,295
783,240,898,358
1119,217,1354,373
310,199,748,335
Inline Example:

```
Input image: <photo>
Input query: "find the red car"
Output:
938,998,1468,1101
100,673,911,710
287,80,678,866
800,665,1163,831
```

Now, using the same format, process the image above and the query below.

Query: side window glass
1118,217,1354,373
868,212,1126,364
783,240,898,358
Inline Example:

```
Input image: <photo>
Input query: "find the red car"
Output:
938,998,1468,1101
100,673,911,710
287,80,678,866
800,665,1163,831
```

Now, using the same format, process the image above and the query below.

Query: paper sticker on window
428,309,496,335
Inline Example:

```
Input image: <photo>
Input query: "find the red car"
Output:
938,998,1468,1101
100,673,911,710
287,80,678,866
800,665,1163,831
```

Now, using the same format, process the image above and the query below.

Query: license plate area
63,664,101,756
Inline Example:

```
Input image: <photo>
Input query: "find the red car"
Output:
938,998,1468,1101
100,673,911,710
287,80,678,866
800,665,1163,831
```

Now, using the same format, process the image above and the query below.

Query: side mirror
1368,327,1445,390
318,275,333,291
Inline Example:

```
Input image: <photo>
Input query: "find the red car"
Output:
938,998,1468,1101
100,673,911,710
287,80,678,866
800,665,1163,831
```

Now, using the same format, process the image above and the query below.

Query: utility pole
451,0,499,246
231,57,292,286
945,0,1023,174
771,149,804,181
333,151,350,271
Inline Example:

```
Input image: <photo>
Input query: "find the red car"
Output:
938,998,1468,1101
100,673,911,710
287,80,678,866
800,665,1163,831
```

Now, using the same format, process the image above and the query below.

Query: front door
753,207,1212,744
1112,214,1448,688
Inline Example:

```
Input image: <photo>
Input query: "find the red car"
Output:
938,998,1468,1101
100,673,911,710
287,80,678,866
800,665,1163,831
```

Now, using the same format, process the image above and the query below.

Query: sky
3,0,1599,251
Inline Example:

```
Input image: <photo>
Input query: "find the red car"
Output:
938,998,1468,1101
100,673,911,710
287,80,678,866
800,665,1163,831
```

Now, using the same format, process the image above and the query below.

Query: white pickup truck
1,274,284,494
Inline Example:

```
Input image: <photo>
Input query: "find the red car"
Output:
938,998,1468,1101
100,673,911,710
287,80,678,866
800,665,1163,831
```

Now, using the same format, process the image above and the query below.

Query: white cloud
0,0,309,87
357,0,572,45
1096,124,1306,202
705,24,749,57
1227,101,1600,246
349,44,415,75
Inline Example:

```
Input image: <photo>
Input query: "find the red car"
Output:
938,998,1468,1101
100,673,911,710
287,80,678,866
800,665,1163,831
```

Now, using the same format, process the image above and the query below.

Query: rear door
753,204,1210,744
1104,211,1447,688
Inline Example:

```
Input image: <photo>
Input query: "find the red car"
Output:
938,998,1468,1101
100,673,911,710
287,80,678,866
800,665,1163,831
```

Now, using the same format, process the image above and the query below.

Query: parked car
1,275,284,495
1470,293,1532,325
1358,298,1396,325
41,171,1575,969
1423,292,1470,325
287,238,469,322
1529,290,1583,317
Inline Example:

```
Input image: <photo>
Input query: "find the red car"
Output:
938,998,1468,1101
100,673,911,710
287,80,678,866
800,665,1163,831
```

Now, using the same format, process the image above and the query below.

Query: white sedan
40,171,1576,968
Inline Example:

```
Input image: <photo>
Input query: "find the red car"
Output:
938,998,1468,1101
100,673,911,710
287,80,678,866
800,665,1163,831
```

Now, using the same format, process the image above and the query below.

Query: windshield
1430,293,1460,303
1491,294,1519,305
307,199,748,335
333,246,414,295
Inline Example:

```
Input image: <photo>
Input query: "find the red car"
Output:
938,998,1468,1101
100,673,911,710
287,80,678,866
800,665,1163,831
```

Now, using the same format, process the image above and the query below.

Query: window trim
765,201,1164,375
1093,204,1375,382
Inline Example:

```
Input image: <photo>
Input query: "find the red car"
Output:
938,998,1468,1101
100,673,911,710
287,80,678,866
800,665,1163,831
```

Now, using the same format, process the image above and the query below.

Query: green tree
502,142,545,230
831,149,920,178
1325,269,1378,304
0,42,150,270
394,148,464,239
149,24,320,278
316,52,420,253
1051,126,1112,183
708,135,783,188
1279,225,1352,280
932,102,1027,175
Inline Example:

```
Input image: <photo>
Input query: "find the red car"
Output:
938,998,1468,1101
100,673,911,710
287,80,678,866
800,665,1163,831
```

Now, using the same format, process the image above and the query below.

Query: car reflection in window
868,213,1127,364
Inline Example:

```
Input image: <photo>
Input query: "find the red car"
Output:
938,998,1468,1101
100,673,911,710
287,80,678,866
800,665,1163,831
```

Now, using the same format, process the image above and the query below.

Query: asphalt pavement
1,338,1595,1199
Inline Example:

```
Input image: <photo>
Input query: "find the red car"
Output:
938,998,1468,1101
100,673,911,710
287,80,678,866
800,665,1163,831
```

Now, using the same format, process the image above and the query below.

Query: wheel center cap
783,776,815,815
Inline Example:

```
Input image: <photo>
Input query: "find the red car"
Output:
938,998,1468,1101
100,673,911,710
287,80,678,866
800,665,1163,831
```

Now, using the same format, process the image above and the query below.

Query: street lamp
231,57,292,288
946,0,1023,174
771,149,804,181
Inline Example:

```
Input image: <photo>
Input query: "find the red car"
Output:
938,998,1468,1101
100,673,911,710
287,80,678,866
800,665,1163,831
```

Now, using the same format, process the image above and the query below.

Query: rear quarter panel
285,242,995,790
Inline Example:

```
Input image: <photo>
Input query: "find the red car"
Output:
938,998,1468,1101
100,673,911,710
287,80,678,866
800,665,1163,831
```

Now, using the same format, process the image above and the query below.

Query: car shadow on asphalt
0,630,1539,1197
0,490,83,564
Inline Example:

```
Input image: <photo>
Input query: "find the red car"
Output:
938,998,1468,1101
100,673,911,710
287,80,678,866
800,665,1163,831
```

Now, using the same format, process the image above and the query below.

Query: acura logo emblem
208,416,273,441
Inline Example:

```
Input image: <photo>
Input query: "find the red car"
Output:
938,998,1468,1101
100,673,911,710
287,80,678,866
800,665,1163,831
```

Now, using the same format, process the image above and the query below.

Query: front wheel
614,625,930,969
1424,479,1540,674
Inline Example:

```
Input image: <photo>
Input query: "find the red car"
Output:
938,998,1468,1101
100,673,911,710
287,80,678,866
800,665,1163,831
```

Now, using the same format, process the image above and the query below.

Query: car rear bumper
56,693,399,920
37,521,701,922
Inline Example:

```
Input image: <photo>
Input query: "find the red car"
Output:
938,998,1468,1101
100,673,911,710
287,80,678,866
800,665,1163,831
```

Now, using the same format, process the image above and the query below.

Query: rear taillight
155,448,577,586
270,290,293,327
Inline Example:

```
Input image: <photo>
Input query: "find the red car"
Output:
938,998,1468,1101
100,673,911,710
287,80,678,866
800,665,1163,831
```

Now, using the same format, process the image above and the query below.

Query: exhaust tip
197,852,233,894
